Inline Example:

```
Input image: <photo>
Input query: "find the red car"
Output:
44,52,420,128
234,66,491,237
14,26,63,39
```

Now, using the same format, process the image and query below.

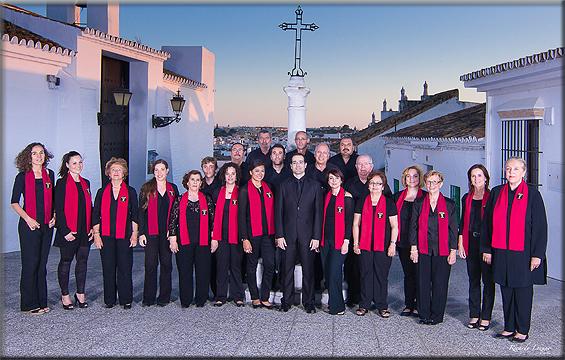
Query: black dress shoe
61,301,74,310
105,303,115,309
280,303,291,312
196,303,205,308
156,302,168,307
510,335,528,343
181,303,190,308
74,294,88,308
400,308,413,317
234,300,245,307
123,303,132,309
305,305,316,314
493,332,515,339
142,302,153,307
419,319,432,325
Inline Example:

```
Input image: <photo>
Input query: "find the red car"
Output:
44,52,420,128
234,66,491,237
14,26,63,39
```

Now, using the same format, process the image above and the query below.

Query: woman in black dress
168,170,214,308
320,168,353,315
92,157,139,309
211,162,244,307
409,170,458,325
10,142,56,314
238,160,276,309
483,157,547,342
138,159,179,307
392,165,426,317
54,151,93,310
458,164,494,331
353,171,398,317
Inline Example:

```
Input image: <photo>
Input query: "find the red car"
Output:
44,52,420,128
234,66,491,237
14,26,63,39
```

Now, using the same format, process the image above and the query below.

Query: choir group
11,130,547,343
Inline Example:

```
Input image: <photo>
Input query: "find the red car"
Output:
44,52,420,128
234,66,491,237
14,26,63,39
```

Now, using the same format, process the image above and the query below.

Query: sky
19,3,562,129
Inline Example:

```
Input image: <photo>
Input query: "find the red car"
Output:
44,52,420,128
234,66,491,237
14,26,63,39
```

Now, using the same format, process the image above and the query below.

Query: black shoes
493,332,515,339
105,303,115,309
157,302,168,307
280,303,291,312
213,301,226,307
61,301,74,310
400,307,413,317
305,305,316,314
234,300,245,307
510,335,529,343
74,294,88,308
123,303,132,309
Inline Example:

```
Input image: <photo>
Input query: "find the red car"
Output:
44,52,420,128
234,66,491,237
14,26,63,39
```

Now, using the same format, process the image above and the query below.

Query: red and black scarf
321,187,345,250
359,194,387,252
395,188,423,236
147,182,175,236
179,191,209,246
101,182,129,239
492,181,528,251
212,186,239,244
461,189,489,254
248,181,274,237
24,168,52,224
64,174,92,233
418,193,449,256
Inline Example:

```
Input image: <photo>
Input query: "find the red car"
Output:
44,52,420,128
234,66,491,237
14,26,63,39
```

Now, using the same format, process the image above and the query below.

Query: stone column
283,76,310,150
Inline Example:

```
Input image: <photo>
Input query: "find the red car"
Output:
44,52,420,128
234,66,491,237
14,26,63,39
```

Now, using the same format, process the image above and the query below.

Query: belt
472,231,480,237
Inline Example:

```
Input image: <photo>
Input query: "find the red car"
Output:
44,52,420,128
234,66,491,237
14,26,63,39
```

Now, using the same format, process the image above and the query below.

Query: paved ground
1,248,562,357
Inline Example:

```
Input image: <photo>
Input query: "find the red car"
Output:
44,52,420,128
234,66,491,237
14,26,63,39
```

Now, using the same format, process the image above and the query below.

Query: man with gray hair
284,130,315,169
306,142,337,192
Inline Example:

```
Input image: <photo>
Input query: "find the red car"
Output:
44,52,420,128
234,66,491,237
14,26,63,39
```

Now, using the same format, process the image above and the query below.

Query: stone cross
279,6,318,77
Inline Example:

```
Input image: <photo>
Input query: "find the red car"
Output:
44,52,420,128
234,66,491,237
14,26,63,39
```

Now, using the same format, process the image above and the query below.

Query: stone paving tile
235,319,294,357
283,321,334,357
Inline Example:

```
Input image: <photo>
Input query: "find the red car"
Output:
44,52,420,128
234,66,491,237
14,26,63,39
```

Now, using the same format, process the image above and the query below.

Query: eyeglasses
368,181,383,186
426,180,441,186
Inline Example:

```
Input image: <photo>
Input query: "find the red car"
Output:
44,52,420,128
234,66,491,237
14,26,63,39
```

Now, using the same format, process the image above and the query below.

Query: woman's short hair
182,170,203,190
424,170,444,183
104,157,128,177
201,156,217,170
504,157,527,171
367,170,387,189
249,159,266,172
326,168,345,184
218,162,241,186
401,165,424,188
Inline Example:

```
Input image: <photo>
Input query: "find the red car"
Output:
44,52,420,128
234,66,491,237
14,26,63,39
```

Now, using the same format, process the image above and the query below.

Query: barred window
501,119,541,186
450,185,461,220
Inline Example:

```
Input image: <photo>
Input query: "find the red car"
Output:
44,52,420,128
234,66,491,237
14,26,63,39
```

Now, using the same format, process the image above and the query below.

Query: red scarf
418,193,449,256
212,186,239,244
101,182,129,239
179,191,209,246
492,181,528,251
147,182,175,236
395,188,423,236
359,194,387,251
247,181,274,237
462,189,489,254
64,174,92,233
24,168,52,223
321,187,345,250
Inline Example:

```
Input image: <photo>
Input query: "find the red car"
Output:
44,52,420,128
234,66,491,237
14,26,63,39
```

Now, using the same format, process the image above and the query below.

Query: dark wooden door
99,56,129,184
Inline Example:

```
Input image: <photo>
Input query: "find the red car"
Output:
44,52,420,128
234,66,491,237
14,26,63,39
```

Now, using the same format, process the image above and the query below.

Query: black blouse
54,176,92,247
11,169,55,224
138,183,179,237
168,194,215,245
409,196,458,256
354,195,398,249
92,184,139,239
323,194,354,247
237,184,269,241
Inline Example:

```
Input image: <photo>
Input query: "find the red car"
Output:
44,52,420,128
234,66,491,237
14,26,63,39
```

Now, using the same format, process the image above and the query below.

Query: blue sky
19,3,562,129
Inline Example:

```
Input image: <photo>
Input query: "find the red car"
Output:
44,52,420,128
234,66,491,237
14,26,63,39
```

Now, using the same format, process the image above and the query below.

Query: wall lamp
97,88,132,126
152,89,186,128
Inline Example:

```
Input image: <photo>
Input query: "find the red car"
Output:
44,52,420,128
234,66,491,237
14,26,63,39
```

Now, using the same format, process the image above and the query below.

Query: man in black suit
284,130,316,169
275,153,323,313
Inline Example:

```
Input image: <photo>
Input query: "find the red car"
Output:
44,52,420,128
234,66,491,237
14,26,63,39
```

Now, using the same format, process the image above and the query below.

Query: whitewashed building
383,104,486,217
1,3,216,252
461,47,563,280
355,88,480,170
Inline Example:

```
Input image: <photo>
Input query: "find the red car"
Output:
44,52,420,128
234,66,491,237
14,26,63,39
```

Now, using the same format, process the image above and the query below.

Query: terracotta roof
384,103,485,140
2,20,76,56
460,47,563,82
354,89,460,145
163,68,207,89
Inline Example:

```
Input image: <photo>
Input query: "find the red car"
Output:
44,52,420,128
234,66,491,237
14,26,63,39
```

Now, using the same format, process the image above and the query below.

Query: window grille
501,119,541,187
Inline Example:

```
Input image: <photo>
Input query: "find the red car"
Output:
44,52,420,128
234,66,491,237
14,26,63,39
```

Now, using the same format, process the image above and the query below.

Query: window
501,119,541,186
393,179,399,193
450,185,461,220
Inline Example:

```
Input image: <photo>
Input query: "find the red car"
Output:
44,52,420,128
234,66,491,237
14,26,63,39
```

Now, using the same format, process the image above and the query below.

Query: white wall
358,98,479,169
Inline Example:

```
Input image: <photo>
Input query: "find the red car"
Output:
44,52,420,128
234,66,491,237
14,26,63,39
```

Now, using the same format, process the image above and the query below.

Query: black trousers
466,237,495,320
215,241,244,302
398,246,419,310
344,241,360,304
320,245,346,314
143,234,172,305
18,221,53,311
58,242,90,296
176,242,211,306
210,252,217,297
246,236,275,302
417,253,451,323
271,247,283,291
359,251,392,310
500,285,533,335
281,237,315,307
100,236,133,306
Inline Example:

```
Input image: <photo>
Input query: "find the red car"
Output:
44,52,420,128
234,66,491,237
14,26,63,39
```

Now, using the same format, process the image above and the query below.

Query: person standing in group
328,137,358,183
11,142,56,314
392,165,426,317
306,142,337,192
138,159,179,307
458,164,494,331
320,168,353,315
264,144,291,195
352,171,398,317
409,170,458,325
275,153,323,313
211,162,245,307
92,157,139,309
53,151,93,310
284,130,315,168
238,160,276,309
230,143,249,185
168,170,214,308
482,157,547,343
200,156,220,298
246,129,272,169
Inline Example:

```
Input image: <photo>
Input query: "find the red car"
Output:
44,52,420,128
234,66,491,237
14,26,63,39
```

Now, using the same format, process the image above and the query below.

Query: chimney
46,4,80,25
87,3,119,37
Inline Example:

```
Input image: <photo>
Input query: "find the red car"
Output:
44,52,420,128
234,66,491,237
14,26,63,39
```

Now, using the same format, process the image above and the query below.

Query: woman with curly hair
53,151,93,310
10,142,56,314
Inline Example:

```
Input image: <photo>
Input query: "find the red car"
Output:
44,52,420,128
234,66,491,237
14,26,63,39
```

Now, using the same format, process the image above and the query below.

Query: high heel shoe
74,294,88,308
61,298,74,310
